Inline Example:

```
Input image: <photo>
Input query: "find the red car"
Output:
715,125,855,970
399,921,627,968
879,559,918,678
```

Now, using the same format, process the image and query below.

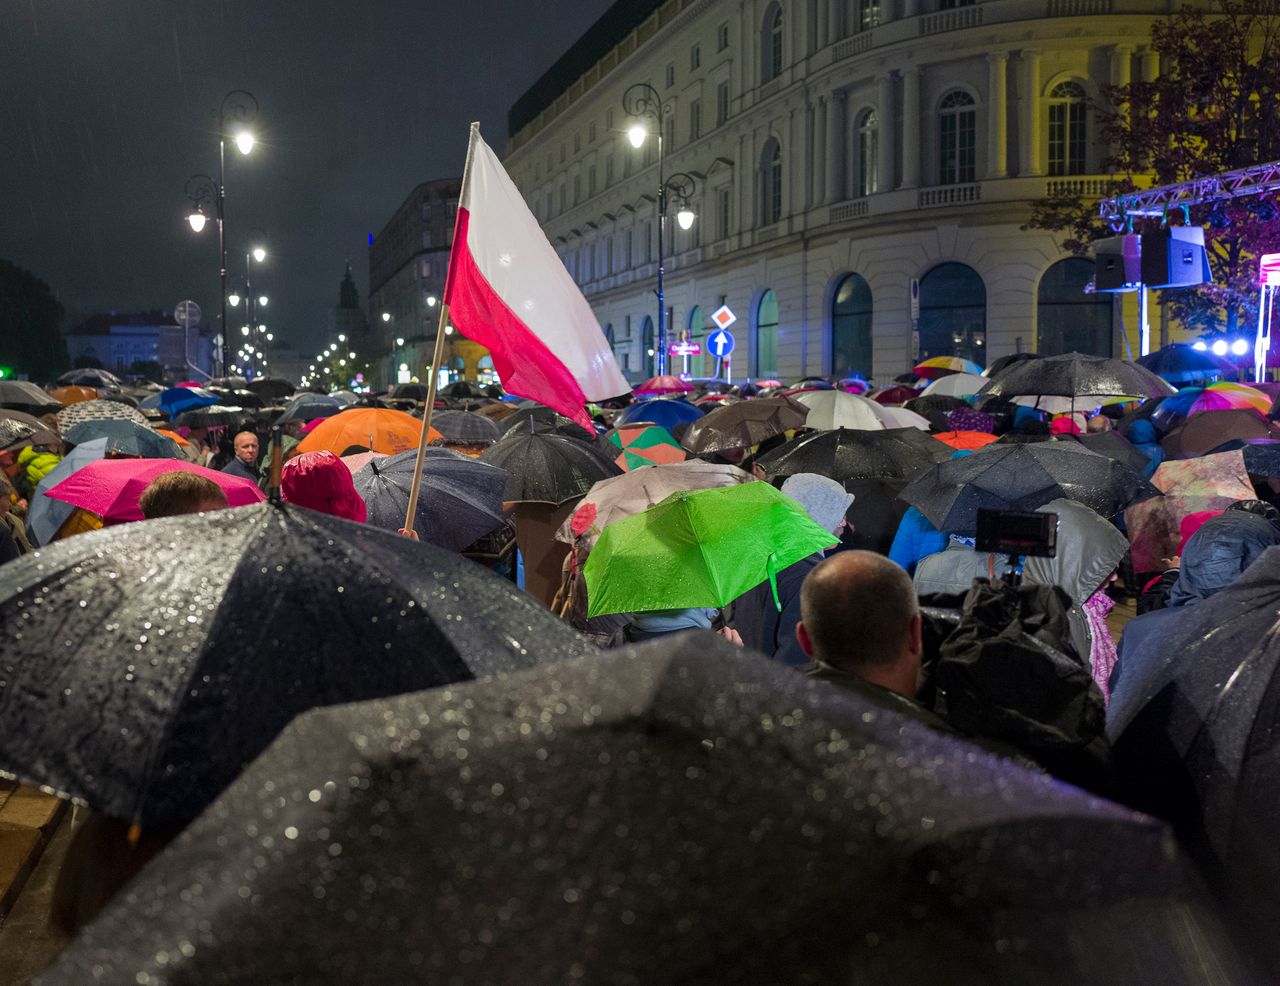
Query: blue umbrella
27,438,108,545
63,420,183,459
1136,344,1233,385
615,398,704,431
156,387,221,417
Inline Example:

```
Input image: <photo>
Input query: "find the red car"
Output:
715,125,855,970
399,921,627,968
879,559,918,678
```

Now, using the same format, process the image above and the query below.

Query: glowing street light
234,130,256,155
228,292,241,307
627,122,647,148
382,312,392,322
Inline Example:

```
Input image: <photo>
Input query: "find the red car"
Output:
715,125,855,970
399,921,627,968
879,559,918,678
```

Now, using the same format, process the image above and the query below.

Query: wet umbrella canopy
480,429,622,504
428,409,503,445
35,638,1244,985
56,398,149,431
352,448,507,550
900,442,1157,535
0,502,587,826
979,353,1175,400
63,420,184,459
680,396,809,454
755,426,952,483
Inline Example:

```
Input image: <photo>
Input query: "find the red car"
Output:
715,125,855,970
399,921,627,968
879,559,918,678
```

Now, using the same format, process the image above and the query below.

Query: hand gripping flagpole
404,122,481,533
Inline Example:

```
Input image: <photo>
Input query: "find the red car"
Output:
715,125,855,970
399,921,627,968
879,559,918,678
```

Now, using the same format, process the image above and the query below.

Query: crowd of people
1,353,1279,978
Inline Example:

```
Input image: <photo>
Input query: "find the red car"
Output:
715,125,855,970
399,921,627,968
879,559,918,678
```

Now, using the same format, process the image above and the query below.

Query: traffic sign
711,304,737,330
174,299,202,329
707,329,736,359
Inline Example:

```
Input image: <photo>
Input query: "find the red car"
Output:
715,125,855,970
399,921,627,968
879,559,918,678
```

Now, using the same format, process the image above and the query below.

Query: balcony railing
829,199,870,222
919,183,983,206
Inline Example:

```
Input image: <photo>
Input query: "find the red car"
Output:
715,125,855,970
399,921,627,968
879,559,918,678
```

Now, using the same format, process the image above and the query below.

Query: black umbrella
36,636,1244,985
755,426,952,483
1208,437,1280,476
480,429,621,504
905,393,967,430
0,379,60,414
353,448,507,550
0,409,59,448
245,377,296,401
430,409,503,445
680,396,809,455
277,393,343,423
842,477,910,554
984,352,1042,378
173,405,253,430
498,404,596,440
208,387,266,409
899,442,1158,535
1108,546,1280,973
63,420,183,459
1073,431,1152,475
0,502,586,827
979,353,1175,400
996,432,1055,444
1136,343,1234,385
1162,409,1275,459
0,417,38,452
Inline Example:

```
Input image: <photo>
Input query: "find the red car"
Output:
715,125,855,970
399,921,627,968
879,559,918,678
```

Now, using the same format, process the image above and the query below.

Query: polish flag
444,125,630,429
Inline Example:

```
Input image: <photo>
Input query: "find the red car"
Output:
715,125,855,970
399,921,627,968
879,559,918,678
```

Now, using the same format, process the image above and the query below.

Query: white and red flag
444,125,630,429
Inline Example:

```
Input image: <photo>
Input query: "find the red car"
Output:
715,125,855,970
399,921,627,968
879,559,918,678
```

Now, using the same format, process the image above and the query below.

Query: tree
130,360,166,384
1026,0,1280,335
73,353,105,369
0,260,68,381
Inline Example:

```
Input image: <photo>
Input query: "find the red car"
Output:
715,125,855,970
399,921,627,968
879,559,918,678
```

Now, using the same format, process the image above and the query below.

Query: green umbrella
584,483,838,617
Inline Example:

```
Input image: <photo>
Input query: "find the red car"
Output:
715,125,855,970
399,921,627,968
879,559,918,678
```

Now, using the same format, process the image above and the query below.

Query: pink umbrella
44,459,265,522
340,450,389,474
634,375,695,396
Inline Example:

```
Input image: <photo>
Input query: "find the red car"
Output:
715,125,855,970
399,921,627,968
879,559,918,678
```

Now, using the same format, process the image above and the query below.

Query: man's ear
795,620,814,657
907,612,923,656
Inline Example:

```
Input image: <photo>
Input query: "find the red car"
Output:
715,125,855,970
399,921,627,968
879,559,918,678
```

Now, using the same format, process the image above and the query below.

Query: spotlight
1231,339,1250,356
1192,341,1208,351
1212,340,1229,356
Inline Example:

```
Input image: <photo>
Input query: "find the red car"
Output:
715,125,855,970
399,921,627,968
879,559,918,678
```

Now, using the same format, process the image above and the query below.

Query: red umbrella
634,375,695,396
44,458,265,522
872,386,921,405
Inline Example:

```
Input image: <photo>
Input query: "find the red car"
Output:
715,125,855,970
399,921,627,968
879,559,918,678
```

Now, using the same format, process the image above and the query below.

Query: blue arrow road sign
707,329,736,358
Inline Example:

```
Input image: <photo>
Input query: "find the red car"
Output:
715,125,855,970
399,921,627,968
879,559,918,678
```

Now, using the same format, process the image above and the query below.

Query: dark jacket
221,458,259,484
733,554,821,667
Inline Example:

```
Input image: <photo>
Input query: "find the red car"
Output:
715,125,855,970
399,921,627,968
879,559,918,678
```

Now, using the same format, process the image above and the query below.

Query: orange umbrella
49,386,99,405
294,407,441,457
155,429,191,447
932,430,999,451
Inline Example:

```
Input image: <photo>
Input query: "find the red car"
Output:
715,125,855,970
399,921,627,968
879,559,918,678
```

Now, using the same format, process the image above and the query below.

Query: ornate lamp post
184,89,259,376
623,83,697,377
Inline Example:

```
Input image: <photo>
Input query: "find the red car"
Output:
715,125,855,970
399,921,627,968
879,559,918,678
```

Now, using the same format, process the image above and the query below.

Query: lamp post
623,83,697,377
184,89,258,377
243,231,267,378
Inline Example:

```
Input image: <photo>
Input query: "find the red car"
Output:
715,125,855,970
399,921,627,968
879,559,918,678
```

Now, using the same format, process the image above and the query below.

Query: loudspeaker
1093,235,1142,292
1141,226,1212,288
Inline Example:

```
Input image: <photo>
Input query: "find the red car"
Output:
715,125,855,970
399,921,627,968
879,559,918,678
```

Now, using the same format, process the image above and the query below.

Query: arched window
762,4,783,83
761,138,783,225
753,290,780,378
1048,81,1087,177
830,274,873,377
641,316,657,377
857,0,880,30
918,263,986,363
856,110,878,197
1037,258,1112,356
938,90,976,185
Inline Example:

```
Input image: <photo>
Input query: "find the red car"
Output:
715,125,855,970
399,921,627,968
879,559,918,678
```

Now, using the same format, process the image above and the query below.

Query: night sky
0,0,613,354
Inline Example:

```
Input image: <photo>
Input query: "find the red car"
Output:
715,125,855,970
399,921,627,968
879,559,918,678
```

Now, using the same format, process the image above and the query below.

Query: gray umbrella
0,410,60,451
979,353,1175,400
34,636,1244,985
0,502,587,828
0,379,59,413
56,398,149,431
63,420,183,459
277,393,343,424
430,409,503,445
353,447,507,550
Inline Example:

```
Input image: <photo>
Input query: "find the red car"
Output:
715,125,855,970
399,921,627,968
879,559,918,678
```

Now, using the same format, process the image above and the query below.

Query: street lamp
242,228,267,379
622,82,698,376
183,89,259,376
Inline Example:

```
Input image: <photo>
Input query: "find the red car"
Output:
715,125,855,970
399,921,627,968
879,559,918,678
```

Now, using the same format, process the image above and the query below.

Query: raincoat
1022,499,1128,680
912,539,1006,596
887,506,948,576
280,451,368,523
16,447,60,499
1110,510,1280,707
1127,420,1164,480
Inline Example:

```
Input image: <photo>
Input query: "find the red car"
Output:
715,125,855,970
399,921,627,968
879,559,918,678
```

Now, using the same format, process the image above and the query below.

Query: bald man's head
799,551,919,672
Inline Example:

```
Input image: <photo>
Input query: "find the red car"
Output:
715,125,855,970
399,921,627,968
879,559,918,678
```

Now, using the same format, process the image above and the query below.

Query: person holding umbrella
732,473,853,666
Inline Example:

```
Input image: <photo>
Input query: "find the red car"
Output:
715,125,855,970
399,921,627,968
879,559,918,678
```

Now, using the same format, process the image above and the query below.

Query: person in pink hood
280,450,367,522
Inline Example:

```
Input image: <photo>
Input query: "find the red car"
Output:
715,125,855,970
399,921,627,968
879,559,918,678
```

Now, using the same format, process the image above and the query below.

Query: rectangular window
588,165,597,196
716,81,730,126
625,230,633,267
422,230,432,249
939,111,975,184
573,174,581,204
589,122,597,143
420,259,431,278
560,144,566,162
717,22,729,50
1048,102,1087,176
689,99,702,142
421,203,432,221
574,133,581,153
718,187,731,239
691,44,701,70
606,109,614,130
666,62,676,88
666,116,676,150
558,185,565,211
605,155,615,186
858,0,880,30
645,222,654,263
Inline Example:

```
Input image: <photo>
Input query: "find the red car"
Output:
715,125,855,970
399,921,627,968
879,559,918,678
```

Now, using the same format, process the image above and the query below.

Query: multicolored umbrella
605,423,687,471
44,459,265,522
555,460,755,552
633,375,696,396
295,408,440,457
56,398,148,431
914,356,984,379
1152,383,1270,431
1123,452,1257,570
583,483,837,616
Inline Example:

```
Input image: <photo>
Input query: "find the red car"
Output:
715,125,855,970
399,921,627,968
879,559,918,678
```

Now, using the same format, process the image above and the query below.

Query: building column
828,0,843,41
1110,44,1134,86
1019,49,1042,177
986,52,1008,179
826,90,847,203
814,96,828,207
877,73,896,192
901,0,920,19
1139,46,1159,83
900,67,921,189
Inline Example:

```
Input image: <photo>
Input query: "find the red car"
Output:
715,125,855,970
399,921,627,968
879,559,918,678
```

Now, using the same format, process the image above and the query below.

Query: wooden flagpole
404,122,481,533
